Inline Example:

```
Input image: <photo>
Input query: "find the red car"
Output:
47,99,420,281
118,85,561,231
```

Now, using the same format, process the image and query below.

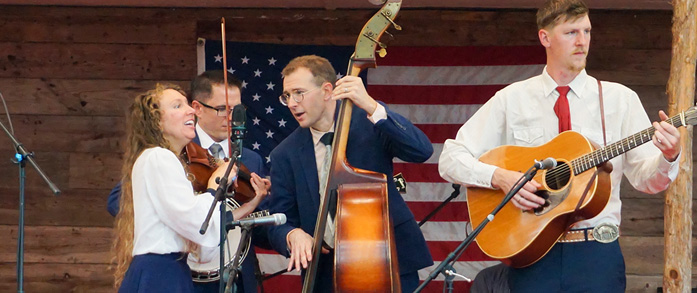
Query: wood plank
0,9,195,44
588,49,671,86
0,225,112,264
0,150,70,191
620,236,697,275
621,198,697,237
0,78,188,116
69,152,123,190
195,10,672,49
0,187,115,227
0,115,126,153
0,42,196,80
0,263,113,293
626,274,697,292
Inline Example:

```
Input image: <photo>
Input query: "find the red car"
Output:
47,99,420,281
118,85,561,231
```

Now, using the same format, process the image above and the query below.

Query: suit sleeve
373,102,433,163
266,149,297,257
106,182,122,217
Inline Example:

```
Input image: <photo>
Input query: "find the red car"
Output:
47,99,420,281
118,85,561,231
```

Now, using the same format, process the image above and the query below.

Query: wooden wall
0,5,694,292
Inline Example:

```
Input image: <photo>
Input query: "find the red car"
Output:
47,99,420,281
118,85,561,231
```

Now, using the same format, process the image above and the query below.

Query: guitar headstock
351,0,402,70
682,106,697,126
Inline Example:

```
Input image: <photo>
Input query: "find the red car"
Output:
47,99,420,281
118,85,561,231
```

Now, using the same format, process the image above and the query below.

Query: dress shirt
311,103,387,176
196,124,231,159
438,68,679,228
131,147,221,259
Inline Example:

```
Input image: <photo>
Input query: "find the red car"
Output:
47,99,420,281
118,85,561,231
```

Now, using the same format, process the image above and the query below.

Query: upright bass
302,1,404,292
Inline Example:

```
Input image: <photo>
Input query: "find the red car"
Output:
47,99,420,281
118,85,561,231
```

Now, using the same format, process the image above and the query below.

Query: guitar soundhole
532,161,573,216
544,161,571,190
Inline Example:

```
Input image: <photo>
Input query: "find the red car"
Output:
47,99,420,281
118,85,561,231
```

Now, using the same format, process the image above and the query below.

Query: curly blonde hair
111,83,186,288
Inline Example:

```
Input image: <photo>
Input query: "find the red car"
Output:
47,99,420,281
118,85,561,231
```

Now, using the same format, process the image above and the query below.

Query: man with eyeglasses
266,55,434,292
106,70,271,293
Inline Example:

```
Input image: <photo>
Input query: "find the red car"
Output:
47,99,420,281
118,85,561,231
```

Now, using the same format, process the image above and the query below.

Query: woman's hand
207,160,237,190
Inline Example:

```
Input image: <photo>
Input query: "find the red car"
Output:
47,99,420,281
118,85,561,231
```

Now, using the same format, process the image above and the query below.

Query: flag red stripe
260,275,302,292
394,163,447,183
378,46,545,66
370,84,502,105
416,124,461,144
260,275,473,292
427,241,494,262
407,201,469,222
418,280,473,292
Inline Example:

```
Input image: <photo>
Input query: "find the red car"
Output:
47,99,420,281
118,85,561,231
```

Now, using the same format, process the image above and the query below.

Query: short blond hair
282,55,337,87
536,0,589,30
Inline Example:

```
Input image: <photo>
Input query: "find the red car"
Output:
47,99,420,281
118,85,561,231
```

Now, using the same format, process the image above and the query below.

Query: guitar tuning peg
381,10,402,31
378,48,387,58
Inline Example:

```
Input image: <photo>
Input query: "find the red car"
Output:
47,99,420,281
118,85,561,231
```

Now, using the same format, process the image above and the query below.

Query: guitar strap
598,80,607,146
566,80,607,226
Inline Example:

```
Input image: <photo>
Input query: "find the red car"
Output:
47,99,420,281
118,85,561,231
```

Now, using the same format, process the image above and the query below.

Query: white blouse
131,147,221,258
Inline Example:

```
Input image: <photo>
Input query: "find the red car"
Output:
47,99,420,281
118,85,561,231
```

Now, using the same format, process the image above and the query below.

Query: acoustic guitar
466,106,696,268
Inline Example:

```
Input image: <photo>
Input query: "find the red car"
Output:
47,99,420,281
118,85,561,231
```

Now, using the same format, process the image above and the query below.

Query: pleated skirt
119,252,194,293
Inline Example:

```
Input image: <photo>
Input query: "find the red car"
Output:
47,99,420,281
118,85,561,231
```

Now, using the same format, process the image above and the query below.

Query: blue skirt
119,253,194,293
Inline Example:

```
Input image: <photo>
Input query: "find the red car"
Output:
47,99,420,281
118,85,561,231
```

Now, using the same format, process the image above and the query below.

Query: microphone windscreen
232,104,246,127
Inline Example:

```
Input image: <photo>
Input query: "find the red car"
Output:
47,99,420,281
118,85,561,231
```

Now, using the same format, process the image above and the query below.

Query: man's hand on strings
492,168,544,211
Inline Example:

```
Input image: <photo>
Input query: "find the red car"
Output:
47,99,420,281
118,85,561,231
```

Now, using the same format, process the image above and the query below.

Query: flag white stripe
394,144,443,165
256,253,300,276
386,104,482,124
368,64,544,86
418,260,500,281
420,221,471,241
402,182,466,202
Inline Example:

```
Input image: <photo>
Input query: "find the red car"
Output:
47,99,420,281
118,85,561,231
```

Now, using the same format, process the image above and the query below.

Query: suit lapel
297,129,321,209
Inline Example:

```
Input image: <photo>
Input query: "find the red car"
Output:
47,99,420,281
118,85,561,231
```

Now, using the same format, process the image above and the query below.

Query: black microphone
226,213,287,230
534,157,557,170
231,104,246,140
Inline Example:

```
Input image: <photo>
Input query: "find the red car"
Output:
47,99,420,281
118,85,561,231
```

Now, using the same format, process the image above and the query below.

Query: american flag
198,40,546,292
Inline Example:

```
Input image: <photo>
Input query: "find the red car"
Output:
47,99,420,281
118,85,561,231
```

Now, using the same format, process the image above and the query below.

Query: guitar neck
571,111,687,175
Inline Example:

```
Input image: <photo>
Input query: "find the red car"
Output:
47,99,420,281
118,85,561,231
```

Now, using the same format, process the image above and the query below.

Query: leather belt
558,223,620,244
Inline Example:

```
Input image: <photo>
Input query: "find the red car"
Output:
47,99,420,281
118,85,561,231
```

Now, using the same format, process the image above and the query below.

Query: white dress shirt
131,147,221,259
196,124,231,159
438,68,679,228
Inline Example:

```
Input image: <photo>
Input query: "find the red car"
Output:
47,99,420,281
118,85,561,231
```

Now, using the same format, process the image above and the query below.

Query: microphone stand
418,184,461,227
224,222,252,293
414,165,539,293
0,119,60,293
220,117,246,293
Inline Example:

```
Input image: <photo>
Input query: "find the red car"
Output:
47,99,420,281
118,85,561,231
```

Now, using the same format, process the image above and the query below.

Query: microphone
227,213,287,229
534,157,557,170
231,104,246,140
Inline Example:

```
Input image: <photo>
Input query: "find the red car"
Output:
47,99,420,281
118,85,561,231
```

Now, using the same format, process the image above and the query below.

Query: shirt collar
195,124,229,151
541,66,588,100
310,123,335,147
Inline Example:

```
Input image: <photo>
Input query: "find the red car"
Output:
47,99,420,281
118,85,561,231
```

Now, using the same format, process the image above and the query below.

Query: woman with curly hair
111,84,265,292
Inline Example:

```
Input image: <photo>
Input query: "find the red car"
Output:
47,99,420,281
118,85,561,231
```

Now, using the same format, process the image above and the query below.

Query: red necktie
554,86,571,133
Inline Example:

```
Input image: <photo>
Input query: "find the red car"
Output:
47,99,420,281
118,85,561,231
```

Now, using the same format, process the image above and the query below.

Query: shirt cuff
659,150,681,180
367,103,387,124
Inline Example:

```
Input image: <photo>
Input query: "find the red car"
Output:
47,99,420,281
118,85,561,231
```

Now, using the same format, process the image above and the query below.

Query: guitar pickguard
533,181,571,215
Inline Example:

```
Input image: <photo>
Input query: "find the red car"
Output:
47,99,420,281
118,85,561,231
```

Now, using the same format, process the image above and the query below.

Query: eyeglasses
279,87,320,106
197,100,229,117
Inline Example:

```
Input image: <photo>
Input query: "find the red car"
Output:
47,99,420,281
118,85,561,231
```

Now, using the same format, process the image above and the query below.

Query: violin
182,141,256,203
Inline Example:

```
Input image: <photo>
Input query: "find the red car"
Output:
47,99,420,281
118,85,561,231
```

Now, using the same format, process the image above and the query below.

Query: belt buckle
592,223,620,243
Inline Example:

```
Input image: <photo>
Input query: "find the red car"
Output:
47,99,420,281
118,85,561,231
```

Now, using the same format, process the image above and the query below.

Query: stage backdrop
198,39,546,291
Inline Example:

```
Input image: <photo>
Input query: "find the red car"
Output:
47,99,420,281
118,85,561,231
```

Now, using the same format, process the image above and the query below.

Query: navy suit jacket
267,102,434,286
106,135,266,293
